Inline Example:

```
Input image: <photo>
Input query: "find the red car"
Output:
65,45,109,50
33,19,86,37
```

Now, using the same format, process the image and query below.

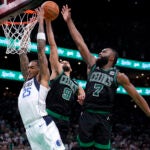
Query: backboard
0,0,44,24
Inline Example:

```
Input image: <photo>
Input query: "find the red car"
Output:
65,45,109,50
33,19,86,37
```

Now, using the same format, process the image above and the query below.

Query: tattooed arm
19,51,29,80
36,7,50,88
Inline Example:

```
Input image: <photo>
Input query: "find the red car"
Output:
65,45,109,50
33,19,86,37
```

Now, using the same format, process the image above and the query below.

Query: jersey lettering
89,72,113,87
62,87,72,101
23,87,31,98
59,75,78,93
93,83,103,97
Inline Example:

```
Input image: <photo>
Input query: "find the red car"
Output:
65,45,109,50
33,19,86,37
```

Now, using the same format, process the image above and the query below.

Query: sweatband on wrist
37,32,46,40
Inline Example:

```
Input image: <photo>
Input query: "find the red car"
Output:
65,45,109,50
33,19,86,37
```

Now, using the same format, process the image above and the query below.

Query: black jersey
83,64,119,112
46,71,79,117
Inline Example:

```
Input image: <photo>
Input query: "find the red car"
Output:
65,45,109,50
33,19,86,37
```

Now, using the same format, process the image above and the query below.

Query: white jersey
18,77,50,125
18,77,65,150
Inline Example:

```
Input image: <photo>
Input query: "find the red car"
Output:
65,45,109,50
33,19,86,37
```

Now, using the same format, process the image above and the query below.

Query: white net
1,10,37,54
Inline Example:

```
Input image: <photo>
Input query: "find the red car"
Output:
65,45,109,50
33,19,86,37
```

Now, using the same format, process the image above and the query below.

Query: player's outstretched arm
117,72,150,117
19,18,37,80
36,7,50,88
61,4,96,68
45,19,62,77
18,50,29,80
19,25,31,80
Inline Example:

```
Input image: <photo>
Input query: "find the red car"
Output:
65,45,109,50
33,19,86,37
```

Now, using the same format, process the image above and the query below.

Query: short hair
31,60,40,67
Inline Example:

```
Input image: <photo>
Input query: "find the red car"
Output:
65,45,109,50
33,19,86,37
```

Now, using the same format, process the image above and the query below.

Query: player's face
60,60,72,72
28,61,39,79
99,48,113,58
96,48,112,67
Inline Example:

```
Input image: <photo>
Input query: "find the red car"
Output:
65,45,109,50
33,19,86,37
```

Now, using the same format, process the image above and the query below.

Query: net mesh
1,10,37,54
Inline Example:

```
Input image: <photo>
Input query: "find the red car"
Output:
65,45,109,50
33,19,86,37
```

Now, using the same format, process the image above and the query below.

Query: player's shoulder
117,71,130,84
72,78,79,85
117,72,127,77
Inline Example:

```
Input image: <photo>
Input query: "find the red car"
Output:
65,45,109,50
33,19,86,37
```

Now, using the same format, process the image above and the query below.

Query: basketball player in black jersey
61,4,150,150
45,19,85,145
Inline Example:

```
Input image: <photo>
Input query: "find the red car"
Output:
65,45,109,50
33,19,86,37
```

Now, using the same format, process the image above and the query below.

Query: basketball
41,1,59,21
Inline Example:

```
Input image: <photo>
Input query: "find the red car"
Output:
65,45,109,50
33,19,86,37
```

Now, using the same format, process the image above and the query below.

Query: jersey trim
46,108,69,121
86,109,110,114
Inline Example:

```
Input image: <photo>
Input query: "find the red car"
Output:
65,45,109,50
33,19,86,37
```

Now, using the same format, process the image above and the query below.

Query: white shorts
25,116,65,150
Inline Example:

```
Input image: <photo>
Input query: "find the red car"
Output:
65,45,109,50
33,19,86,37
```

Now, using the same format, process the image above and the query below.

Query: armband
37,32,46,40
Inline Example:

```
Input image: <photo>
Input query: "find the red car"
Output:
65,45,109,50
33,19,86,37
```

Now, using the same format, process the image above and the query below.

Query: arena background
0,0,150,149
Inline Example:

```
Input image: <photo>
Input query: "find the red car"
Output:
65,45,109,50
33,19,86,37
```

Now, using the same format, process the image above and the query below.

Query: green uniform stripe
77,135,111,149
94,141,111,149
46,109,69,121
86,109,110,114
77,135,94,147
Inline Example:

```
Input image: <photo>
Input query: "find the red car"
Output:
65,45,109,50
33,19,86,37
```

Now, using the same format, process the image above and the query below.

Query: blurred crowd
0,91,150,150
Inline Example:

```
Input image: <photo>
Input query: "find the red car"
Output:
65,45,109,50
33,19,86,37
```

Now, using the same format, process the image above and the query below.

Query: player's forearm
66,18,84,45
66,19,95,66
19,52,29,79
38,15,44,33
37,22,49,80
45,20,59,68
130,91,150,117
45,20,57,48
123,82,150,117
135,96,150,117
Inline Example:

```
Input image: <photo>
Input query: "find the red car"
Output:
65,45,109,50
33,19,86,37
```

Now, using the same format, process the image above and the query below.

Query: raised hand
35,7,44,23
61,4,71,22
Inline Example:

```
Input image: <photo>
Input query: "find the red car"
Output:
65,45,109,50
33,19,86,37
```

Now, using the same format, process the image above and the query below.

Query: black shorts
77,111,112,149
52,117,70,144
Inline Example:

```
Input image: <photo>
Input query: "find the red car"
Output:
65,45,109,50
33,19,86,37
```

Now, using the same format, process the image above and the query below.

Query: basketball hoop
1,10,37,54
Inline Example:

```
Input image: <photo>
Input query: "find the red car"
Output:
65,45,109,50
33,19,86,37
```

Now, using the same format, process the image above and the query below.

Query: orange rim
1,10,37,25
24,9,36,14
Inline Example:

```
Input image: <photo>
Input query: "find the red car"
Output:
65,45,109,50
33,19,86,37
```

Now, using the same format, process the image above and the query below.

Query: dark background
0,1,150,149
1,0,150,93
0,0,150,103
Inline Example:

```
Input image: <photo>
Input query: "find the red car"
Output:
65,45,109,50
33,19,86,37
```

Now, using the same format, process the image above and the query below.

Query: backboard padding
0,0,44,24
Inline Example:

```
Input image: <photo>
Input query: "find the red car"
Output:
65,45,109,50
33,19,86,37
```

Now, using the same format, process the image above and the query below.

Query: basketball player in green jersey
61,4,150,150
45,18,85,144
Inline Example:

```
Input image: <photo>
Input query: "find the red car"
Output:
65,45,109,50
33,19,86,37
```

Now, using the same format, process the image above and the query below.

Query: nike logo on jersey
39,123,44,127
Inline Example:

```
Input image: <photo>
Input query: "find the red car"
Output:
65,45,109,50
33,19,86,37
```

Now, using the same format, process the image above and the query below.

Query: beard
62,65,70,72
96,56,108,68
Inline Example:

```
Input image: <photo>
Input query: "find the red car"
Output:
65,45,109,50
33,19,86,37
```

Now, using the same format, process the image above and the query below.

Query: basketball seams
41,1,59,21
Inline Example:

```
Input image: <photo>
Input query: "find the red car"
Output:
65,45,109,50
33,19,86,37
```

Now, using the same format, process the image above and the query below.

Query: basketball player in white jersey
18,7,65,150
